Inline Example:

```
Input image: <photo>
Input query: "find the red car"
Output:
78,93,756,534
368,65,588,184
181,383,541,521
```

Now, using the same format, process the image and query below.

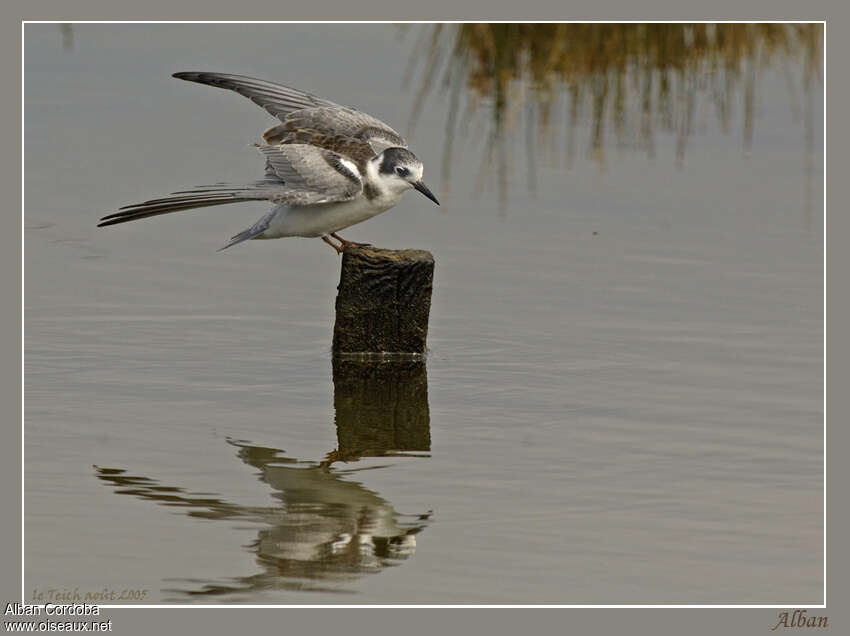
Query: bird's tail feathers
216,212,274,252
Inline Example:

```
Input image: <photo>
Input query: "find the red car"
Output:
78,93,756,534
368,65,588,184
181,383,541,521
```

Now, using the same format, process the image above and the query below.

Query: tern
98,72,440,253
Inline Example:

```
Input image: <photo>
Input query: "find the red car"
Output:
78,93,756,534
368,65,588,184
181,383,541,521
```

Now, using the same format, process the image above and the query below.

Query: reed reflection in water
406,23,822,212
93,358,431,599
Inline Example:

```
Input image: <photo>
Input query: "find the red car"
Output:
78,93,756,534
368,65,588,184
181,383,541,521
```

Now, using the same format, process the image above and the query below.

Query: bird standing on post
98,72,440,253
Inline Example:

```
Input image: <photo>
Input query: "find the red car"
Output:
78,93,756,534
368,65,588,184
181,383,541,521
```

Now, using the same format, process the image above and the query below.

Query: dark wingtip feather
97,186,271,229
172,72,223,87
172,72,233,88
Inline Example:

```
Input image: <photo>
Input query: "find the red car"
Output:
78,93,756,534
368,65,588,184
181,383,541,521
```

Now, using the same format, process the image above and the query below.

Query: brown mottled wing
275,106,407,168
172,72,407,165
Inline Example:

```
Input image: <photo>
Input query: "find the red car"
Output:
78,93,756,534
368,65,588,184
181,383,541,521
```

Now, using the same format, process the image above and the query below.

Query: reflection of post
333,247,434,354
333,357,430,460
59,24,74,51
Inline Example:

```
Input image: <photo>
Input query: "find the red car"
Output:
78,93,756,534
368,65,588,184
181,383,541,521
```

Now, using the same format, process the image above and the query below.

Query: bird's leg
321,235,344,254
331,232,372,249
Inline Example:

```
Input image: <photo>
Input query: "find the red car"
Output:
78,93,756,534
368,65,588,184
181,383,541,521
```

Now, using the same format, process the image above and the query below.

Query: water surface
24,24,823,604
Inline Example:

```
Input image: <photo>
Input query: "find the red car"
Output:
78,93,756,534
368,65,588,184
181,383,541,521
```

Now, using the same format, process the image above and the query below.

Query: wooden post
332,246,435,354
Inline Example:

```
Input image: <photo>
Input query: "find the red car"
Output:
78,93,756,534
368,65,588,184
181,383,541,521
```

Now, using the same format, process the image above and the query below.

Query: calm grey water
24,24,823,604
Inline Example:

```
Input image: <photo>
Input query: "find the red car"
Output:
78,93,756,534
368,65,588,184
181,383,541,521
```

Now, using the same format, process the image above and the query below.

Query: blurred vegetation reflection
93,358,431,599
406,23,822,209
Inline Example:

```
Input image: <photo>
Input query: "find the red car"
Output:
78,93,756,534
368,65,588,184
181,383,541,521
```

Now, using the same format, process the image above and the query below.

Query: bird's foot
321,235,345,254
330,233,373,249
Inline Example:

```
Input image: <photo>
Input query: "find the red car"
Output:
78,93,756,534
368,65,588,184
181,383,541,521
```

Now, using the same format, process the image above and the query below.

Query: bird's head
373,147,440,205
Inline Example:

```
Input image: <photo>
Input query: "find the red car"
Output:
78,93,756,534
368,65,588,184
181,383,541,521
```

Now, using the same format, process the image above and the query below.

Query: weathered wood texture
333,357,430,461
332,247,435,354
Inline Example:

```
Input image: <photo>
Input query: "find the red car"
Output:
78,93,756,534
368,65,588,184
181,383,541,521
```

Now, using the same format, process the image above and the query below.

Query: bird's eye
395,167,409,177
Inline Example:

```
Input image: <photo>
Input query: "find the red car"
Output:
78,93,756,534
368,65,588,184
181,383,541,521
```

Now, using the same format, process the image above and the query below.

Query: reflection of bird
98,72,440,253
93,438,430,597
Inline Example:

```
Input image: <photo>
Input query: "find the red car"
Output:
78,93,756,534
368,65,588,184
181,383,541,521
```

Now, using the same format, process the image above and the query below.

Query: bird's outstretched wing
173,72,339,120
98,144,363,227
173,72,407,165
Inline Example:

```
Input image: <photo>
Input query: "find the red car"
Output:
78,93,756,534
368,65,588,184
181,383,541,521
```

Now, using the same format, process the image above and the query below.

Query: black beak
413,180,440,206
